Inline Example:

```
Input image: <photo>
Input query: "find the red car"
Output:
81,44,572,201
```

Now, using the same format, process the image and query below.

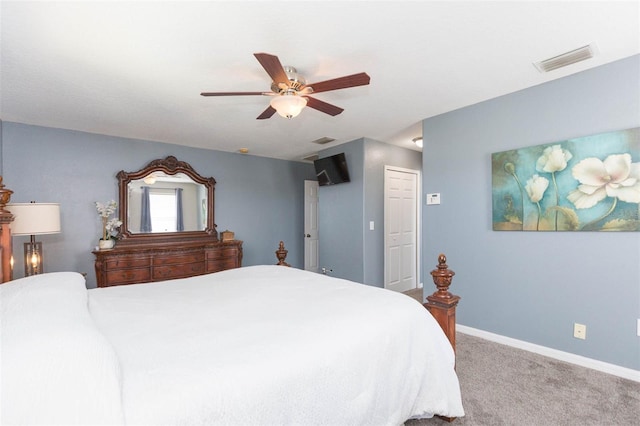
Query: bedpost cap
0,177,14,213
275,241,290,267
430,253,456,299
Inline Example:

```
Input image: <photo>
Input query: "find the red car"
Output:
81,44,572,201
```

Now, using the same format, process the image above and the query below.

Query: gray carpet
406,332,640,425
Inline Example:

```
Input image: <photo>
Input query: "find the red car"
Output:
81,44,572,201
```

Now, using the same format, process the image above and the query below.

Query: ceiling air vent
534,44,595,73
311,137,335,145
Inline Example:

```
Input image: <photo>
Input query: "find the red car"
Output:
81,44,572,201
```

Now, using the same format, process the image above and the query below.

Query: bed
0,172,464,425
1,262,463,425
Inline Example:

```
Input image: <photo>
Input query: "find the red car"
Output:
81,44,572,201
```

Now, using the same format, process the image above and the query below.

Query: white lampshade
413,137,423,148
8,203,61,236
270,95,308,119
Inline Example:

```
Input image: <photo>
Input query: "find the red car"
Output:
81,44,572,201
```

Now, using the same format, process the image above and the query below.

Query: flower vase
99,239,115,250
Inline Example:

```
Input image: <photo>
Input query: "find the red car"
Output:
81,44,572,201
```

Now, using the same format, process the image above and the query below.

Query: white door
304,180,319,272
384,167,419,292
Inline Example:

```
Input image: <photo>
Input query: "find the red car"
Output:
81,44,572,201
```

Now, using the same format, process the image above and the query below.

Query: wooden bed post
424,254,460,354
0,177,15,283
275,241,290,266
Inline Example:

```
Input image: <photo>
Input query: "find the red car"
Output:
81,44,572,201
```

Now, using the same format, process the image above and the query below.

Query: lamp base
24,238,43,276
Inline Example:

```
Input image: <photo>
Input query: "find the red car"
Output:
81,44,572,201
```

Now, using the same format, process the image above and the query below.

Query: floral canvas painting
492,127,640,231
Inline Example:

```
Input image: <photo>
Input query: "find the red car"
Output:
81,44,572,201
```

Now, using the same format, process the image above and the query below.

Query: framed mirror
117,156,218,243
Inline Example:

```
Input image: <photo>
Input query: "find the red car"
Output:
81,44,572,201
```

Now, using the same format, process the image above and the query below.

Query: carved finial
437,253,447,269
0,176,14,213
430,253,455,299
275,241,290,266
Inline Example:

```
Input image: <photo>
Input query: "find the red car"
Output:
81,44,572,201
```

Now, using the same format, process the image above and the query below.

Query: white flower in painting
567,153,640,209
536,145,573,173
525,174,549,203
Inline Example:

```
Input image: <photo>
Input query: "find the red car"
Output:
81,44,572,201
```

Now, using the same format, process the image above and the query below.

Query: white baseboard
457,325,640,383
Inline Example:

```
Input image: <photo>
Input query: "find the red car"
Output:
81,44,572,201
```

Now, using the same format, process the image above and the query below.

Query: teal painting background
492,127,640,231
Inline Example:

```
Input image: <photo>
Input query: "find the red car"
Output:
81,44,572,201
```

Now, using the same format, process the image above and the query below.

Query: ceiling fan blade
200,91,268,96
254,53,290,86
304,96,344,116
257,105,277,120
304,72,370,94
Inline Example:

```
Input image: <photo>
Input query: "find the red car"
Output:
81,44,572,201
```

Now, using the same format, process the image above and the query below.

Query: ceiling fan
200,53,370,119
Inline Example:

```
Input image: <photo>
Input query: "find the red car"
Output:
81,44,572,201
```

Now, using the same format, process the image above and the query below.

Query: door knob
305,234,311,238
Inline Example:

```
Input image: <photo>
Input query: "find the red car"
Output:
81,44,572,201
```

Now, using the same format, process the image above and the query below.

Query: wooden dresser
93,239,242,288
93,155,245,288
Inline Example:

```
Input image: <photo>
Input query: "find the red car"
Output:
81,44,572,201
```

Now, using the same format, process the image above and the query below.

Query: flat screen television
313,153,351,186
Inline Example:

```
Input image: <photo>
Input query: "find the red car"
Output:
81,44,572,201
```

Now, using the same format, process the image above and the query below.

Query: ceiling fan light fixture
270,94,308,119
202,53,370,120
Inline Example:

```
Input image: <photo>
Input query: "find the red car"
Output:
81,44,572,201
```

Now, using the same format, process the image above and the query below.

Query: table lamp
7,202,61,276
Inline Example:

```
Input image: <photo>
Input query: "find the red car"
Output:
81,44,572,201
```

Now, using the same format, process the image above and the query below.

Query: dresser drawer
105,256,150,269
154,253,205,266
207,258,239,273
153,262,206,280
206,247,238,260
105,268,151,286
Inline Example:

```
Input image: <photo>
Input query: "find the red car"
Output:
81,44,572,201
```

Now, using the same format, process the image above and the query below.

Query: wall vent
534,44,595,73
311,137,335,145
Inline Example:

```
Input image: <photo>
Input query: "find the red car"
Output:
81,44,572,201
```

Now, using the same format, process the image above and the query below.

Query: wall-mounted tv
313,153,351,186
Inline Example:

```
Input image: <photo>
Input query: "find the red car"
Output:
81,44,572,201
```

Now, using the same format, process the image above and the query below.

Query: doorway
384,166,420,292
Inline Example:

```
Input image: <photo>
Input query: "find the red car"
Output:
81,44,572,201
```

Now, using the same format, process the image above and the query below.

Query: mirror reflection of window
149,190,177,233
128,175,205,234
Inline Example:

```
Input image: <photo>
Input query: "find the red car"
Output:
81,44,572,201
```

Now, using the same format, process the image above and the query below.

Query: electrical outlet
574,323,586,340
637,319,640,337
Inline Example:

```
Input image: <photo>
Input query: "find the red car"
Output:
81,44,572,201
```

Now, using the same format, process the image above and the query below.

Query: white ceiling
1,1,639,161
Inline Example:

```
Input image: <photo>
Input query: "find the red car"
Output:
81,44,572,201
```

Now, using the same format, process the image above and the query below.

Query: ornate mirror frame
117,156,218,244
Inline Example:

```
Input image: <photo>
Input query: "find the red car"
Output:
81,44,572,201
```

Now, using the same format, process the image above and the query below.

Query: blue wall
421,55,640,370
317,139,365,283
2,123,316,288
318,138,422,287
363,139,422,287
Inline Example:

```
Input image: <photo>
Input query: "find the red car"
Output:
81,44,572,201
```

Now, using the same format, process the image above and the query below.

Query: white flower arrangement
96,200,122,241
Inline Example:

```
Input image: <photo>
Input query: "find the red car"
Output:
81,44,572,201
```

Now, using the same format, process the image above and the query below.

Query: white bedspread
1,273,124,425
88,265,464,425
